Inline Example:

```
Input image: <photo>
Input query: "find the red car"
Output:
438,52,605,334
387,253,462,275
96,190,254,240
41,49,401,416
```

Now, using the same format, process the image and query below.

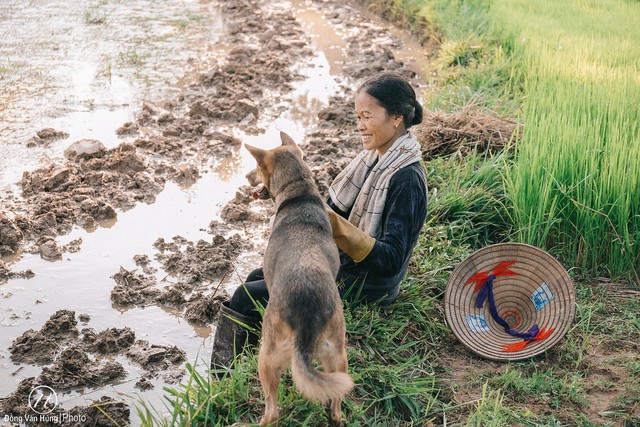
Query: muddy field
0,0,432,424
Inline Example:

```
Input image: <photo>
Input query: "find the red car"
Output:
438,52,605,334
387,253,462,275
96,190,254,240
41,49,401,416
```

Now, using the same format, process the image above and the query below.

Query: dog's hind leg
320,346,349,427
259,314,290,426
259,355,282,426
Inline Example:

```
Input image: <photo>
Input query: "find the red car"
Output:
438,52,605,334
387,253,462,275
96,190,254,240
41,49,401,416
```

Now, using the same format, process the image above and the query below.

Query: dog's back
263,149,352,399
247,135,353,426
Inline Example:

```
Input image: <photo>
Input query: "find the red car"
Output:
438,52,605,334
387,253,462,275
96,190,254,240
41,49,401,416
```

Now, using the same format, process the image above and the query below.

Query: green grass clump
488,367,586,409
424,150,512,249
464,384,518,427
84,5,109,25
359,0,525,114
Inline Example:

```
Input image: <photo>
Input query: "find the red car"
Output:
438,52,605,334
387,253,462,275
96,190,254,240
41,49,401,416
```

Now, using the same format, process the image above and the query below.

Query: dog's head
245,131,304,200
245,167,270,200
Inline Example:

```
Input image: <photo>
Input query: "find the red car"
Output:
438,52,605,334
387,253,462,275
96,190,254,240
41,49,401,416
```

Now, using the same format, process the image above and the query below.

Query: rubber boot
210,303,260,376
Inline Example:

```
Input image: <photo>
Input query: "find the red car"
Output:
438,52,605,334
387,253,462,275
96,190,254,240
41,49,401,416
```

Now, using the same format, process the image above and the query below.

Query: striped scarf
329,132,422,238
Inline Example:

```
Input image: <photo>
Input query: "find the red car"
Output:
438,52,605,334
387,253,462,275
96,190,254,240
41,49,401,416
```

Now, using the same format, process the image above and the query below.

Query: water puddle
0,0,431,421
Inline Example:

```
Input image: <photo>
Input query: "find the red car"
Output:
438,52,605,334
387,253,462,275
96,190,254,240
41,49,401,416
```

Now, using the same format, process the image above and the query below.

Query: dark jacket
327,161,428,305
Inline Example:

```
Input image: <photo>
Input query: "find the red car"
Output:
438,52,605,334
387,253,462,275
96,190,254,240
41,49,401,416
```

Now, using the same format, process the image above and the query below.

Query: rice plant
496,0,640,282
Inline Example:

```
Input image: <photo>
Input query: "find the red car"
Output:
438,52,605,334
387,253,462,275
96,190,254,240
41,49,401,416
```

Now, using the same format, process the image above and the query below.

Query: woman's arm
357,167,428,276
326,197,349,220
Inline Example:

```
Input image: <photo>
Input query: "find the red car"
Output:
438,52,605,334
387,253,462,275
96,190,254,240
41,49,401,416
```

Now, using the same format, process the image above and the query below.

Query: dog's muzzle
252,185,271,200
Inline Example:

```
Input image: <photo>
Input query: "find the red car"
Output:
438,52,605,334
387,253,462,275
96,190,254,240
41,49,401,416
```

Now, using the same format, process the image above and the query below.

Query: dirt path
0,0,432,423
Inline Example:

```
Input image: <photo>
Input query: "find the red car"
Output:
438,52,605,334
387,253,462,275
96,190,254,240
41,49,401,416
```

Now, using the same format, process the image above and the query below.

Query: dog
245,132,354,426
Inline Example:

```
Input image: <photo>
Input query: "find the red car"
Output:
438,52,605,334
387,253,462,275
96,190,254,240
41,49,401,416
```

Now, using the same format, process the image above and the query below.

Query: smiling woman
211,72,429,373
328,71,427,303
354,72,424,155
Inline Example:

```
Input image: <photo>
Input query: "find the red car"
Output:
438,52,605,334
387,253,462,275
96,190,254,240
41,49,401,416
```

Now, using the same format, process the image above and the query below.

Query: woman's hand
325,205,375,263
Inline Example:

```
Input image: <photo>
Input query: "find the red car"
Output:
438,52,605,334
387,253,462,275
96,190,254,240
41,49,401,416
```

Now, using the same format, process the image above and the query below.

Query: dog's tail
291,346,354,404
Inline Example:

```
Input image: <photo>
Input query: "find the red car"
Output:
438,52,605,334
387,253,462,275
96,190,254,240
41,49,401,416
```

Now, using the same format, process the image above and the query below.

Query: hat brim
444,243,576,361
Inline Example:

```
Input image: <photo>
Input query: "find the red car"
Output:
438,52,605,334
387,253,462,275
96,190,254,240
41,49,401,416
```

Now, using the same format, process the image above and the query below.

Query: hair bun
411,101,424,126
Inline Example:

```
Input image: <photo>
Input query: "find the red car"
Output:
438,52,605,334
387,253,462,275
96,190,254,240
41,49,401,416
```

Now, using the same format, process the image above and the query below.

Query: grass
360,0,525,114
423,150,511,248
172,11,206,30
463,384,516,427
117,49,147,67
365,0,640,283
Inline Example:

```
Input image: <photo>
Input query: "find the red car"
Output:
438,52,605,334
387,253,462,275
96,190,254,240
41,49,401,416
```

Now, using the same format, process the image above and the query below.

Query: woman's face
354,90,404,156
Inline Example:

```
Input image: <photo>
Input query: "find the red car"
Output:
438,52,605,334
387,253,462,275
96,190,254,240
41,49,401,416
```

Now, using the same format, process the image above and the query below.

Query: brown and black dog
245,132,353,426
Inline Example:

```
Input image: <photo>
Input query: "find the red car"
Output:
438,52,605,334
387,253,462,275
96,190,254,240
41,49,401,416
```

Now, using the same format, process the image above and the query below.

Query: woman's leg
229,276,269,320
211,269,268,373
244,267,264,283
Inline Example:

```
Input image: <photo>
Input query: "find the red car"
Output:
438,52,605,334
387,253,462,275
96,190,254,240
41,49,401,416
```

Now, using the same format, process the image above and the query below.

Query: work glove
325,206,376,263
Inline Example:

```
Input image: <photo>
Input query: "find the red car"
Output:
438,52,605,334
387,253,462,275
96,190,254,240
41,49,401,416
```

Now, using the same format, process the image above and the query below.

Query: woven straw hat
444,243,576,361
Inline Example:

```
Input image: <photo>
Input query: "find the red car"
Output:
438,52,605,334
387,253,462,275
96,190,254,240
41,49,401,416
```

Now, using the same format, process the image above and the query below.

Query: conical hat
444,243,576,361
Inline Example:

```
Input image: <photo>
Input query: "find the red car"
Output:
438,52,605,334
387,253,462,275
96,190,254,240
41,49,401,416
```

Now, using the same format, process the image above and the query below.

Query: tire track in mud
0,0,426,422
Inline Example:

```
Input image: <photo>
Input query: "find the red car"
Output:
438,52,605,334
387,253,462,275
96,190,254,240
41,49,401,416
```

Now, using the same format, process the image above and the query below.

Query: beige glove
325,206,376,263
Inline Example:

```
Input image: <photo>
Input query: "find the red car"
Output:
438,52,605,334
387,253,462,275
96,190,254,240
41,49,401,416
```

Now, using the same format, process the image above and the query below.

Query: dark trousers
228,266,394,321
229,268,269,320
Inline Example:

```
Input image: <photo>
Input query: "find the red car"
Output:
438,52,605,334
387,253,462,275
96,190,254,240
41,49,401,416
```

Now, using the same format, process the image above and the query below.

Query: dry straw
414,102,520,158
445,243,576,361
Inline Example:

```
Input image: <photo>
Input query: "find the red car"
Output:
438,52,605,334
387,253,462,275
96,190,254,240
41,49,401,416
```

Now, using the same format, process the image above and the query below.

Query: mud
2,378,130,427
110,267,161,307
0,260,34,284
0,0,415,270
125,340,185,382
26,128,70,148
83,327,136,354
1,0,431,421
38,348,127,391
9,310,78,365
4,310,185,409
110,224,248,325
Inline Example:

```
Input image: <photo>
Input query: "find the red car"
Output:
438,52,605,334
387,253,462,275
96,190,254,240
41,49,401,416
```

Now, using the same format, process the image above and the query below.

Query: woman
211,72,428,371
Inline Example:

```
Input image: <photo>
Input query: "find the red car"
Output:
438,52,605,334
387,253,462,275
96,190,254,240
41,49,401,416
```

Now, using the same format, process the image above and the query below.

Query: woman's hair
357,72,423,129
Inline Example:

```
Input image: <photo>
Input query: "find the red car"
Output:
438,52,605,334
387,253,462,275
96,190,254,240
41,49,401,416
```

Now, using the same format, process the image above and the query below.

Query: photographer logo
28,385,58,415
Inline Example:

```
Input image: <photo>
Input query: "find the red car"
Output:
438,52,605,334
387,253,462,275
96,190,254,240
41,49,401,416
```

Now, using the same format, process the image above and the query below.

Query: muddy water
0,0,431,422
0,0,224,190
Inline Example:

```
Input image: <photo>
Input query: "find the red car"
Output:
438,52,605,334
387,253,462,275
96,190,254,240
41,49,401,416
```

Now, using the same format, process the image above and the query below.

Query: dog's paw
260,415,279,426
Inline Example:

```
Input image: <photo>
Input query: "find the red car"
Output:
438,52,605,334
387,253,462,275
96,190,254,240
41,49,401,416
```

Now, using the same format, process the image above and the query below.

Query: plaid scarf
329,132,422,238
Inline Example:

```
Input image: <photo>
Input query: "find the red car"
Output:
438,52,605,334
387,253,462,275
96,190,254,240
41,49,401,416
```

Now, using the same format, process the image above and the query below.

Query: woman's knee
229,280,268,318
245,267,264,283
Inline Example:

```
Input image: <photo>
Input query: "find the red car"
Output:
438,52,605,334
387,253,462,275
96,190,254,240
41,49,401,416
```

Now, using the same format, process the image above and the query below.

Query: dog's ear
280,131,297,147
245,144,267,165
280,131,304,159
